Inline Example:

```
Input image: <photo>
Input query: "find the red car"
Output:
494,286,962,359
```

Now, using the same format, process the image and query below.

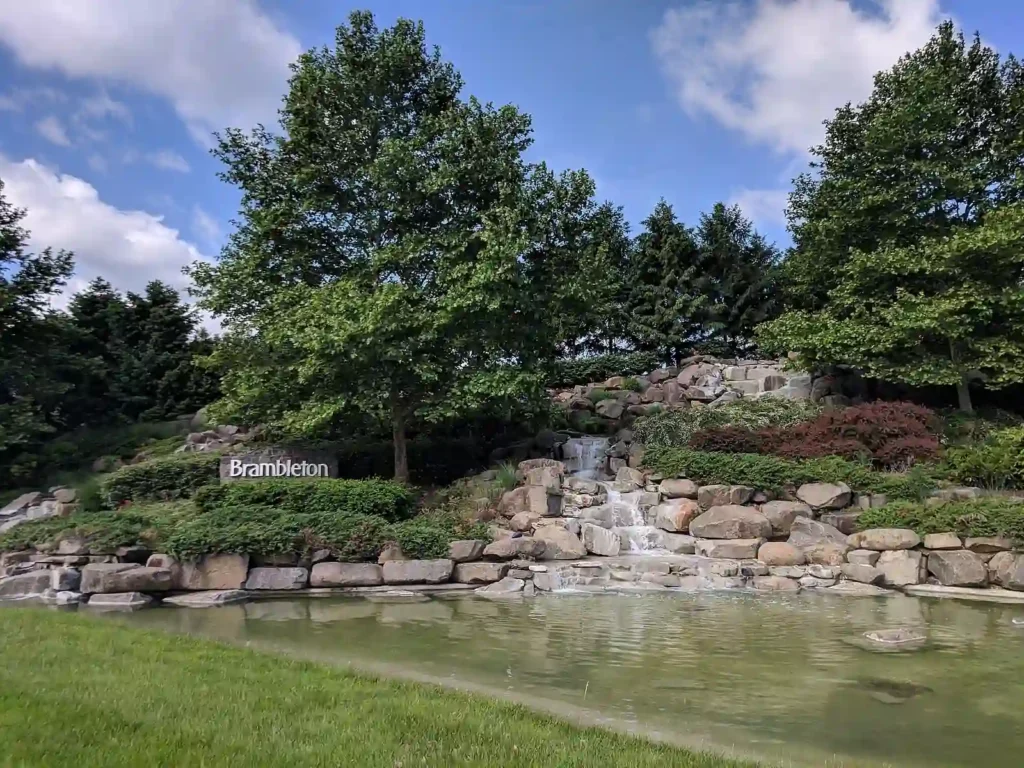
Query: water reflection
109,592,1024,767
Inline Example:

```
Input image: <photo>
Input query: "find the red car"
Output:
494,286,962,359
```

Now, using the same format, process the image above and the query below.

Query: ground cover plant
0,609,752,768
857,499,1024,542
101,453,220,507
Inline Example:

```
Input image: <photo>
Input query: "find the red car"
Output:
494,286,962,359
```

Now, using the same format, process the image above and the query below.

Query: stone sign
219,448,339,482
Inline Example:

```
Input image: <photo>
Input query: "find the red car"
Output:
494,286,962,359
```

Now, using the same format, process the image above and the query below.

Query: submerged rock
163,590,249,607
854,678,933,705
847,627,929,653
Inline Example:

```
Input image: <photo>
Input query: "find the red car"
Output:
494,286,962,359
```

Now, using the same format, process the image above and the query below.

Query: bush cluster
544,352,660,389
194,478,416,522
940,426,1024,490
856,499,1024,541
101,454,220,507
632,398,820,448
689,402,941,469
643,446,934,500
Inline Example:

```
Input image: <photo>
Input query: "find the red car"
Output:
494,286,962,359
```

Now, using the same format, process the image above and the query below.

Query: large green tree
190,12,601,481
760,22,1024,411
0,178,75,481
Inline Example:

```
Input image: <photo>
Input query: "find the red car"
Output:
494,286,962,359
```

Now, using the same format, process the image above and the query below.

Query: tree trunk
956,376,974,414
391,398,409,483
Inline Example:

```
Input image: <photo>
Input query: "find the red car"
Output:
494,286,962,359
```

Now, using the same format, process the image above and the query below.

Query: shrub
495,461,518,492
389,509,488,560
633,398,820,448
544,351,660,388
0,501,194,553
587,389,618,403
856,499,1024,541
940,426,1024,490
621,377,645,393
101,454,220,507
194,478,415,522
688,401,941,469
643,447,934,500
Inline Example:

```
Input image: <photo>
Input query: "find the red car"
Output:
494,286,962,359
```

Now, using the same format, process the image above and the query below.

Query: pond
101,590,1024,767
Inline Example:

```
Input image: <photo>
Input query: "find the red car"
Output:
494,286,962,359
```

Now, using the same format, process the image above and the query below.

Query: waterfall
562,436,665,555
561,436,610,479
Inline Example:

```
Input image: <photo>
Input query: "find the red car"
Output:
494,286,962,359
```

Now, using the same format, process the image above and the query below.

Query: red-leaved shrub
688,402,941,469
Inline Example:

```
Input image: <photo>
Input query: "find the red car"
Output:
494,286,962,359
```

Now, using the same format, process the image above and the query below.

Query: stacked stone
0,487,78,534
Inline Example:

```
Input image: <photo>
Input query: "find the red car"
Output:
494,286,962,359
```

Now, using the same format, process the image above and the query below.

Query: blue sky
0,0,1018,308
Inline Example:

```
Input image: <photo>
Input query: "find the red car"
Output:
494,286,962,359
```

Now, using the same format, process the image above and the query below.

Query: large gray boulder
803,543,848,566
382,559,454,585
653,499,700,532
840,563,884,585
181,554,250,591
0,570,50,598
757,542,805,566
84,592,153,610
787,517,849,550
475,576,525,597
661,533,696,554
847,528,921,551
689,505,771,540
759,500,812,536
453,562,509,584
796,482,851,509
659,479,698,499
483,537,546,560
876,550,923,587
533,526,587,560
244,567,308,590
695,538,762,559
697,484,754,509
310,562,383,587
582,523,621,556
847,549,881,566
527,486,562,517
80,564,173,594
964,536,1013,553
448,540,486,563
923,532,961,550
926,550,987,587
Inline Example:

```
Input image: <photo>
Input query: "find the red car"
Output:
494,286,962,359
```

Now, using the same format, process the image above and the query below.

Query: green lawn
0,608,754,767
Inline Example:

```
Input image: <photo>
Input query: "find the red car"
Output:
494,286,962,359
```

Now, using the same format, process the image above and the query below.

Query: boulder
803,543,848,566
659,478,698,499
516,458,565,480
648,368,673,384
475,576,525,597
964,536,1013,553
377,544,406,563
0,571,51,598
840,563,884,584
163,590,249,607
689,505,771,540
695,538,762,559
847,549,881,566
759,500,813,536
483,537,546,561
524,465,562,491
85,592,153,610
382,559,454,585
819,511,863,535
181,554,250,591
614,466,644,490
769,566,807,578
582,523,621,556
661,533,697,554
927,550,988,587
57,537,90,556
533,526,587,560
827,581,892,597
752,576,800,592
595,399,624,420
987,551,1019,588
796,482,852,510
564,477,600,495
448,539,487,563
453,562,510,584
52,487,77,504
80,564,173,594
510,511,541,532
757,542,805,566
50,567,81,592
876,550,923,587
923,532,962,550
244,567,308,590
653,499,700,532
498,487,530,517
580,505,614,528
788,517,849,550
527,486,561,517
534,518,581,537
847,528,921,551
309,562,383,587
799,575,835,588
697,484,754,509
0,492,42,516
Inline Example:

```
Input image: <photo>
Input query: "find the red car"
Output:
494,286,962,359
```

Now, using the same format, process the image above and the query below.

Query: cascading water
561,436,667,555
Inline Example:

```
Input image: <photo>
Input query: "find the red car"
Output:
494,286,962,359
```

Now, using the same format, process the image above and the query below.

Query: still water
108,591,1024,767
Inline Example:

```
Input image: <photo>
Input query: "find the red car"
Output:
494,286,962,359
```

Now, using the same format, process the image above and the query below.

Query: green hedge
0,501,194,553
194,478,415,523
643,447,934,500
102,454,220,507
856,499,1024,541
544,352,660,388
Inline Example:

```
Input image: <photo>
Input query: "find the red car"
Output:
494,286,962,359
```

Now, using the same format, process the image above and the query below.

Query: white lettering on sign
228,458,330,478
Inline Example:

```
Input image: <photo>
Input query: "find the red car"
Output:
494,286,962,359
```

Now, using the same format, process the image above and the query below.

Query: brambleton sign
219,449,339,482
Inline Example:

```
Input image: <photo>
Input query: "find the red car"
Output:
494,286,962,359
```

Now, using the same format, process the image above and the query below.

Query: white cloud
35,115,70,146
652,0,945,155
77,90,131,124
0,0,301,143
147,149,190,173
730,188,790,229
86,153,108,173
191,206,222,248
0,155,211,307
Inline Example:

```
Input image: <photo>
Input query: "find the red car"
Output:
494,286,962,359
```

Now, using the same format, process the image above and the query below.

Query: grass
0,609,751,768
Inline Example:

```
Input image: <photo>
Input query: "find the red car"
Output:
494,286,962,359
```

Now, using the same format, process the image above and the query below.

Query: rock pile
176,424,261,454
0,487,78,533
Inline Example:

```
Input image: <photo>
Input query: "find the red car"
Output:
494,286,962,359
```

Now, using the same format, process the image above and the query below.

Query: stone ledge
902,584,1024,604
